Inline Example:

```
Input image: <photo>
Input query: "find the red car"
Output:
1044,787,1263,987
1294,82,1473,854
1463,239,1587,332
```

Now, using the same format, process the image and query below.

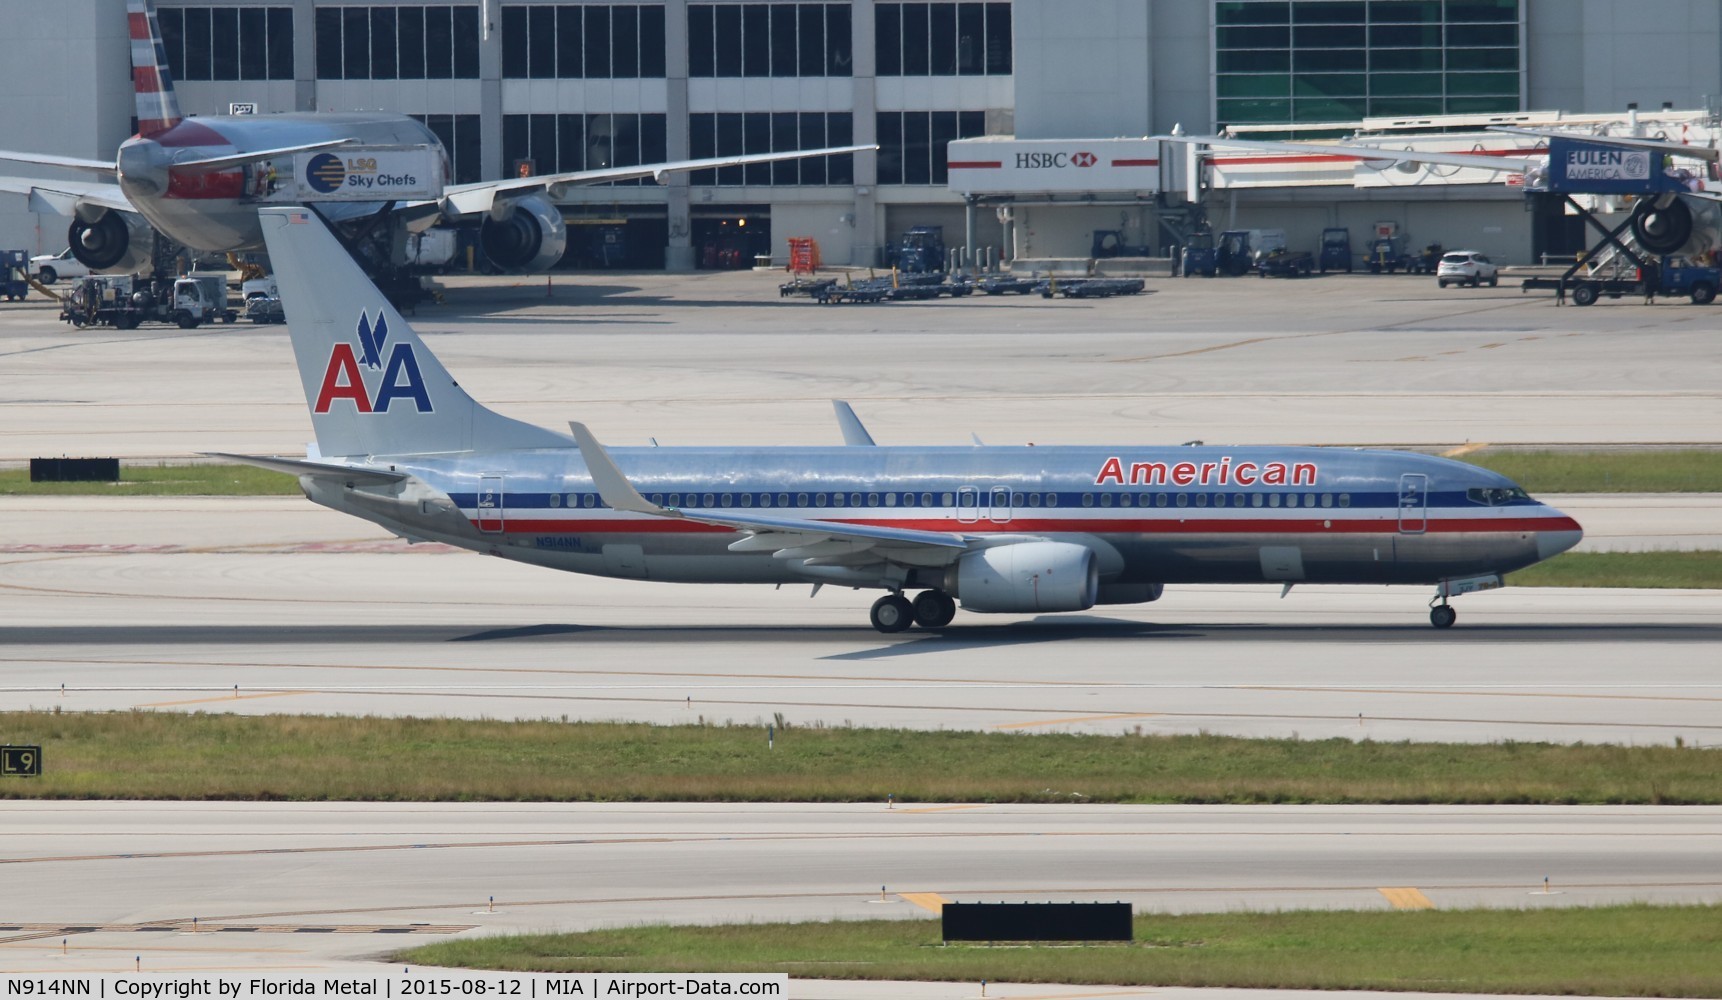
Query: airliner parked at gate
223,206,1582,632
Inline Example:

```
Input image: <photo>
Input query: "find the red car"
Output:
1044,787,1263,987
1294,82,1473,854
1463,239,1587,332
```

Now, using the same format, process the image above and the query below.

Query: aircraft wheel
1429,605,1457,629
912,591,957,628
870,594,914,634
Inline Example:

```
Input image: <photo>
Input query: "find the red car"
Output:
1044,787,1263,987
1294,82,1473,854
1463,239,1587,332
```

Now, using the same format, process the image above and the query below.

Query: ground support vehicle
1092,230,1153,258
1038,277,1146,298
30,248,89,285
1319,228,1352,273
1256,248,1314,278
779,277,838,297
1180,232,1217,276
1366,237,1413,273
977,275,1040,294
245,294,286,323
1408,243,1444,274
1525,258,1721,306
2,250,29,300
886,226,946,273
60,273,237,329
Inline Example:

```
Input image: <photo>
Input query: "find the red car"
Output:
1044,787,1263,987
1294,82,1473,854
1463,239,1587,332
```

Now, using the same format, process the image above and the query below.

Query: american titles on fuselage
1094,456,1317,488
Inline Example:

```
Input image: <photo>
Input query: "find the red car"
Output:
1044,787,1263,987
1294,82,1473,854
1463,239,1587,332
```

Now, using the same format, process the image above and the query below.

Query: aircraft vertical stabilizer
258,206,570,458
127,0,184,136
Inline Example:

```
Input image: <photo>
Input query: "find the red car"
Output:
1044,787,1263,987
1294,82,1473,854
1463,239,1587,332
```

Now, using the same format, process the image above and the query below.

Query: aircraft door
1397,473,1427,534
957,486,980,523
988,486,1012,523
477,475,504,533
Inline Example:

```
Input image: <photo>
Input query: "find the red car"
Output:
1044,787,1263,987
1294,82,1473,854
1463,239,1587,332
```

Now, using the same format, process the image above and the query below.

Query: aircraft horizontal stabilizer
204,452,411,486
0,150,116,174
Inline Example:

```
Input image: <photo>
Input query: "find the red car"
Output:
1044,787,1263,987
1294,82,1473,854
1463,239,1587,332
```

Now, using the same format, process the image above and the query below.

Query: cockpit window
1467,486,1528,506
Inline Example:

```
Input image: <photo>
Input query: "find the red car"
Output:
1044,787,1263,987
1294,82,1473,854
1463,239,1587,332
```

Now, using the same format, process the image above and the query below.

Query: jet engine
1096,582,1164,605
1631,197,1694,255
947,541,1099,614
478,193,568,271
68,210,155,273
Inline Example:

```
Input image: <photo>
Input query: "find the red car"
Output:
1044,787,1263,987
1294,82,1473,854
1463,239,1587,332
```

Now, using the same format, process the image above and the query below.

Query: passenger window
1099,493,1112,508
1028,493,1041,508
852,493,863,506
759,494,771,507
650,494,663,505
921,492,933,507
941,493,953,506
815,493,827,507
1251,493,1262,507
902,493,915,507
832,492,845,507
885,493,897,507
797,492,808,507
867,493,878,506
703,493,715,507
777,493,790,507
1269,494,1281,508
549,493,561,508
1321,493,1333,508
1176,493,1188,508
1156,493,1168,507
1339,493,1350,507
1304,494,1315,508
1119,493,1131,507
1234,494,1245,507
1012,492,1026,506
722,493,733,506
1046,493,1058,507
1082,493,1094,508
741,493,753,507
1195,493,1208,507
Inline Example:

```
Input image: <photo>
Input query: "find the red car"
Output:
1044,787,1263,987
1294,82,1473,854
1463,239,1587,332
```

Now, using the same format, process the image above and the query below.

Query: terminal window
157,6,293,82
502,5,668,79
687,112,855,185
1214,0,1520,126
876,110,986,185
502,113,670,186
315,5,480,80
688,4,853,77
876,2,1011,76
411,113,483,186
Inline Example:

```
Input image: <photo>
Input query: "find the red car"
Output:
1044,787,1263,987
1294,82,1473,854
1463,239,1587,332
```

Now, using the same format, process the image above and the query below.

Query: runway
1,802,1718,975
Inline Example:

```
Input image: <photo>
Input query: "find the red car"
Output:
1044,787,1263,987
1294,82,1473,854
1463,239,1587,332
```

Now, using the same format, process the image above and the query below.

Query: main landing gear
870,590,957,633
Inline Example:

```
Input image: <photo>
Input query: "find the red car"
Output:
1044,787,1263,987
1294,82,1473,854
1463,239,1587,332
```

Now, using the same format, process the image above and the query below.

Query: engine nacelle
1096,582,1164,605
949,541,1098,614
478,193,568,271
68,211,155,273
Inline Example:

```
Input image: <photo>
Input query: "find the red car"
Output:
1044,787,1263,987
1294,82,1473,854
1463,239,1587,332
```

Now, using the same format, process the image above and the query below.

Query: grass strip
1510,550,1722,589
399,906,1722,997
1457,448,1722,492
0,463,296,496
1,713,1715,803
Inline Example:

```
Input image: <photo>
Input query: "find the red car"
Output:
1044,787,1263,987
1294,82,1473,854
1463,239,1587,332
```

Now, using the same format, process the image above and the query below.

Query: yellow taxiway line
1378,886,1435,909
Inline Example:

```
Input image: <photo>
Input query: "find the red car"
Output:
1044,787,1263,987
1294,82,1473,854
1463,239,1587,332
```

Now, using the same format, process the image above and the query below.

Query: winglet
832,400,877,446
568,422,668,515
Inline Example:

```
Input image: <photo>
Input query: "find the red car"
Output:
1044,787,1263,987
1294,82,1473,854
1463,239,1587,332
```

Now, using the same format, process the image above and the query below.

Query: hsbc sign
951,138,1160,194
1015,150,1097,169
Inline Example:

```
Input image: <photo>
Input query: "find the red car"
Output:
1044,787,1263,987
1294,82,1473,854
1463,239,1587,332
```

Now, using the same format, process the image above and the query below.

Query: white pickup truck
31,248,91,284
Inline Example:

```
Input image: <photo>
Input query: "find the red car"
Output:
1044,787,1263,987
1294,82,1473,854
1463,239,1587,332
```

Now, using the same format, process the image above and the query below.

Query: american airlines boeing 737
223,205,1582,632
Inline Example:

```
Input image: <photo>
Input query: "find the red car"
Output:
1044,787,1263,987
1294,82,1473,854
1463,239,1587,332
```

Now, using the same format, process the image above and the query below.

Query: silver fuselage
307,444,1582,589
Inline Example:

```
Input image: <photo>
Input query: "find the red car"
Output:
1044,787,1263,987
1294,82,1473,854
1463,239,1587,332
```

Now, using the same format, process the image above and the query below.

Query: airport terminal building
5,0,1722,268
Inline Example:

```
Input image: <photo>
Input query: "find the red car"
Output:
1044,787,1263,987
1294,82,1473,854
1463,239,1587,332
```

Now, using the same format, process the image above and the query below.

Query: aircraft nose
1536,508,1583,562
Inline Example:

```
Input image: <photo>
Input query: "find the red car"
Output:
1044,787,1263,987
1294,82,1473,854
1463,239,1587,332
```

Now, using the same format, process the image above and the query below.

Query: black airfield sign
1,745,42,777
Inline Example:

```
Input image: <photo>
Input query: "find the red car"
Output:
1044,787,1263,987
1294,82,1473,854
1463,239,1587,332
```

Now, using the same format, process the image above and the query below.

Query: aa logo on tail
314,311,433,414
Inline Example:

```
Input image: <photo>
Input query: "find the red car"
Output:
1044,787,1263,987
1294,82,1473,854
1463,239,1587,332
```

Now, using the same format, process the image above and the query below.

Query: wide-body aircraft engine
68,210,156,273
479,193,568,272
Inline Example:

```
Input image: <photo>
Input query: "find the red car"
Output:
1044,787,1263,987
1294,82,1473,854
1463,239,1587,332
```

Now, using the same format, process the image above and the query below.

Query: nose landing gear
1429,604,1457,629
1427,573,1503,629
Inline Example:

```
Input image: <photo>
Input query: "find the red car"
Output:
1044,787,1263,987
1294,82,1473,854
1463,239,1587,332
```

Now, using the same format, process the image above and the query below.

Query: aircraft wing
436,144,875,217
568,422,969,560
1157,134,1542,174
205,452,412,486
0,175,134,217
